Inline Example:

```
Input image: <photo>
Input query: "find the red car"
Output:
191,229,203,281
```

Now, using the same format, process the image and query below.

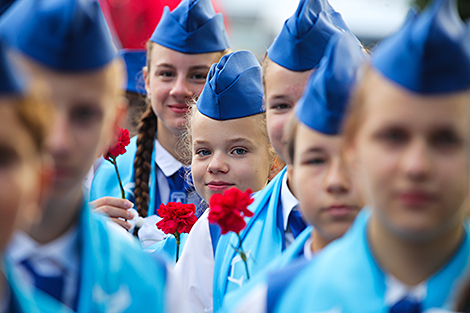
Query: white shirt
281,174,299,248
385,274,427,306
6,228,80,309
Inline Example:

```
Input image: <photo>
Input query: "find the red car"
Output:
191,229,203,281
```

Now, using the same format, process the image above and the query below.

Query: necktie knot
287,209,307,239
390,297,421,313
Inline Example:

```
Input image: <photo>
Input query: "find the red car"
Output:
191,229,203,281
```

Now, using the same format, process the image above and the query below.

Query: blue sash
3,258,72,313
74,200,168,312
91,135,201,217
271,209,470,313
212,168,288,311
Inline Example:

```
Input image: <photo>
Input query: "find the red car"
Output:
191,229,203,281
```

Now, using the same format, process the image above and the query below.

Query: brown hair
132,41,229,217
10,81,52,152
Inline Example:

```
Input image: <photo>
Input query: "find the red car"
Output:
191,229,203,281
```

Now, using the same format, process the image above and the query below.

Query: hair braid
133,105,157,218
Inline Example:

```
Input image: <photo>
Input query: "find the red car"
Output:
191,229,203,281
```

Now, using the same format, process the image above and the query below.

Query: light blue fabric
3,258,73,313
372,0,470,94
146,233,189,265
150,0,230,54
219,226,312,313
0,0,116,72
73,200,169,312
212,167,288,311
271,209,470,312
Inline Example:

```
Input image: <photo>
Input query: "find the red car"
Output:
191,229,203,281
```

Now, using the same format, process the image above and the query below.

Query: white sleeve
228,284,267,313
173,210,214,313
165,267,191,313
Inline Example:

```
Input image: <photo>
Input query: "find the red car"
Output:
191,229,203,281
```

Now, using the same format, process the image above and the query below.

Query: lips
168,104,189,114
397,190,437,208
206,181,235,192
324,205,358,218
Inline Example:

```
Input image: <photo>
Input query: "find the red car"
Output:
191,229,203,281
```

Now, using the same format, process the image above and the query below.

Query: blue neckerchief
91,135,203,217
74,199,169,312
212,167,288,311
3,258,72,313
271,209,470,313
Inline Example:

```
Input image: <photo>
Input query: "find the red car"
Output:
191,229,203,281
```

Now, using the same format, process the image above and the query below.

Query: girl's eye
431,129,461,149
70,105,102,125
0,149,16,168
159,71,175,78
308,158,326,165
196,149,211,157
269,103,292,111
189,72,207,84
232,148,248,156
376,128,408,145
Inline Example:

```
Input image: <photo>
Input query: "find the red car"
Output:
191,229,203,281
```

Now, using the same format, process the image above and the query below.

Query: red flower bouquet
104,126,130,199
157,202,197,262
208,188,254,279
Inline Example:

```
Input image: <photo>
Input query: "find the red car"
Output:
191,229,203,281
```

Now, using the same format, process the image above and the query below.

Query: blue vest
3,258,72,313
212,168,289,311
269,210,470,313
72,201,169,312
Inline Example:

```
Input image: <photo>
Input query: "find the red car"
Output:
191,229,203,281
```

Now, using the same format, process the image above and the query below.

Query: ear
143,66,151,96
268,154,286,181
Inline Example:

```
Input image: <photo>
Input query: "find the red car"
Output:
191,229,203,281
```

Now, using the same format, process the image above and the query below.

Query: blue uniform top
266,209,470,313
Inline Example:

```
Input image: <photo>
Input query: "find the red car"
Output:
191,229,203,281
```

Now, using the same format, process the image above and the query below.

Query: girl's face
0,101,45,249
144,44,222,136
264,59,311,163
30,61,126,198
352,70,470,241
191,110,272,202
290,122,362,243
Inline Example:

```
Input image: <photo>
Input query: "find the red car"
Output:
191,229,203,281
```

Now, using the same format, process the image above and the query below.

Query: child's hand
90,197,134,230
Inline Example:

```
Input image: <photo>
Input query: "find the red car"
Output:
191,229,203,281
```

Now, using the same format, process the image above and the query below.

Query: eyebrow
193,137,255,146
304,147,326,154
268,95,290,101
154,63,210,71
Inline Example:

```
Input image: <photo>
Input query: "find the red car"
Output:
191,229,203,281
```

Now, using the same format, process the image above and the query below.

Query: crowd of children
0,0,469,312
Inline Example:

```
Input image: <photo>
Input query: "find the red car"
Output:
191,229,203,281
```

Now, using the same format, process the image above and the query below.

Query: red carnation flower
156,202,197,235
208,188,254,235
104,127,130,160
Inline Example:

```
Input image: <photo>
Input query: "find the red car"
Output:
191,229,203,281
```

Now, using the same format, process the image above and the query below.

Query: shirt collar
154,139,183,177
384,274,427,306
7,227,80,273
281,173,299,231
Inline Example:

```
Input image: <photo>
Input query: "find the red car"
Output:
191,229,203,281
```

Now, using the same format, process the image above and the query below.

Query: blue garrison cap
0,0,116,72
268,0,356,72
119,49,146,94
296,32,366,135
0,41,23,95
197,50,264,120
372,0,470,94
0,0,15,16
150,0,230,54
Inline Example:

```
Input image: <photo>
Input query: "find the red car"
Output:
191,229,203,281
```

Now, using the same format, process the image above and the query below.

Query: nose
208,152,229,174
169,76,193,101
325,157,351,195
46,113,71,157
401,138,432,182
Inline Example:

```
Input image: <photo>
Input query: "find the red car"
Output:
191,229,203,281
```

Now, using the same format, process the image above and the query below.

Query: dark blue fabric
209,223,222,257
150,0,230,54
295,31,366,135
21,260,65,303
0,38,23,95
0,0,116,72
389,297,422,313
0,0,15,16
287,210,307,239
197,50,264,120
267,0,357,71
372,0,470,94
119,49,146,94
266,258,311,313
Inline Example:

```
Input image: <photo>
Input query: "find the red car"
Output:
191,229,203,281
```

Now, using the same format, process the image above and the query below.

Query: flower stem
236,233,250,280
110,157,126,200
175,232,181,263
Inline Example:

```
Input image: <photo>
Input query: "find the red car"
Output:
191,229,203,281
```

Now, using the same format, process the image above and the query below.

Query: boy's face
0,101,44,249
290,122,362,243
264,59,311,163
31,62,125,198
